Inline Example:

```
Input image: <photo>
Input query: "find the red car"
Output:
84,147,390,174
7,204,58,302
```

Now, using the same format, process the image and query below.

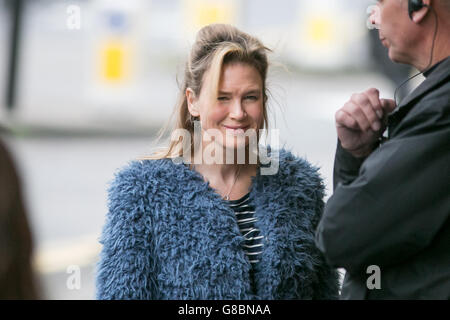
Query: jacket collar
388,56,450,136
395,56,450,110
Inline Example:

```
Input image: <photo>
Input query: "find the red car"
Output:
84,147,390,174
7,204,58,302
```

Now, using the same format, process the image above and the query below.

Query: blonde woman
96,24,339,300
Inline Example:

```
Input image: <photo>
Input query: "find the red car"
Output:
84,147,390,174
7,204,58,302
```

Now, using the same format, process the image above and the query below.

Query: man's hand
335,88,396,158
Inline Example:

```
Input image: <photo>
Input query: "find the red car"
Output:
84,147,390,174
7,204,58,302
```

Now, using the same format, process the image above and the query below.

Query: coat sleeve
96,162,158,300
315,101,450,274
310,177,340,300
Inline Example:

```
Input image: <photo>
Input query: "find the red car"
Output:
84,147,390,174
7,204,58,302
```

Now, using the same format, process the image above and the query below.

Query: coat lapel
173,162,254,299
248,171,283,299
249,159,319,299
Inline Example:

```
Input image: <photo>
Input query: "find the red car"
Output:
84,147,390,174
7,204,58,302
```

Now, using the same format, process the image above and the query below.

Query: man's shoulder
409,58,450,109
0,138,20,187
397,57,450,111
423,79,450,105
389,74,450,136
408,80,450,120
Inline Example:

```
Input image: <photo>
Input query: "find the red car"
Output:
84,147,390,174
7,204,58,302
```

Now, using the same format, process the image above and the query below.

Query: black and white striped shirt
227,193,264,266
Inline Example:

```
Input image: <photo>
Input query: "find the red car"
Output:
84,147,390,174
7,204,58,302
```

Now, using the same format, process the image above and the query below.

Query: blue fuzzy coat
96,149,339,299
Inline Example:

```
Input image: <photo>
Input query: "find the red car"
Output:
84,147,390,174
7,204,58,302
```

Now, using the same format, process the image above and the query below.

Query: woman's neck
194,163,255,182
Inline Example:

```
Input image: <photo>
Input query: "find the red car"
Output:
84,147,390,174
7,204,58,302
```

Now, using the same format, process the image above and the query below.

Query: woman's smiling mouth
223,125,249,134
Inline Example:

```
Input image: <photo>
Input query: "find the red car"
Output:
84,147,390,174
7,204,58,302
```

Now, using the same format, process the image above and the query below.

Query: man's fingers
335,109,359,130
365,88,383,119
352,93,382,132
336,93,394,133
344,98,374,132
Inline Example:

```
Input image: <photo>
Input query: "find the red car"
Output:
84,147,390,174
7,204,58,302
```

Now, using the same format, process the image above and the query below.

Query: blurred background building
0,0,422,299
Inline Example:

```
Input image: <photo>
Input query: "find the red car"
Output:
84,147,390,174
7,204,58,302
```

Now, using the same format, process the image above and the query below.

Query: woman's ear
186,88,200,117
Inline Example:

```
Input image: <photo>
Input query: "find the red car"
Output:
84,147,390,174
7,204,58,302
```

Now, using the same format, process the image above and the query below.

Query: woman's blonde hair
147,24,271,160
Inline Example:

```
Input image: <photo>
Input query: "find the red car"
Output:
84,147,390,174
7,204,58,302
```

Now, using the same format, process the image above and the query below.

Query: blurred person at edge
0,137,39,299
96,24,339,300
316,0,450,299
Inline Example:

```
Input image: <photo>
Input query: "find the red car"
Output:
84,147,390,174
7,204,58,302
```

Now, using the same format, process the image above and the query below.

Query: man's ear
412,0,431,24
186,88,200,117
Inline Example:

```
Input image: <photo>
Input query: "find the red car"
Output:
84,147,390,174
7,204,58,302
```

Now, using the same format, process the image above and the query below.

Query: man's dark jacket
315,56,450,299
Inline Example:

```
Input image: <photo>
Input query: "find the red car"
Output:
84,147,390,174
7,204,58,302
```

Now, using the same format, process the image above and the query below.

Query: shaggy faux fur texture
96,149,339,300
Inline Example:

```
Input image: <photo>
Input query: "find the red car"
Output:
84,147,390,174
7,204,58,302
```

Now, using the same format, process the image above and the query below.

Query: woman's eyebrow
218,89,261,95
245,89,261,95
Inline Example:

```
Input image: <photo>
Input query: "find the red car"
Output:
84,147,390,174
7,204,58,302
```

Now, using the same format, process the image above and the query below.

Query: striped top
227,193,264,267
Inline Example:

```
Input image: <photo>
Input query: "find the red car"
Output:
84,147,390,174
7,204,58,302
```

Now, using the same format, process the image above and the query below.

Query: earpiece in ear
408,0,426,20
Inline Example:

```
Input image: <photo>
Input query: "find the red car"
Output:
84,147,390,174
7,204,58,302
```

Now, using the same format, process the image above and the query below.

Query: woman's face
188,62,264,152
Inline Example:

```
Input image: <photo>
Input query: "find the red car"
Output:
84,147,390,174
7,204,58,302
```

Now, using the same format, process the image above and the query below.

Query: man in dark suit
315,0,450,299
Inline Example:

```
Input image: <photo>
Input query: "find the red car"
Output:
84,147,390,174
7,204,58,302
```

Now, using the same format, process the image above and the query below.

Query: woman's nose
229,100,246,119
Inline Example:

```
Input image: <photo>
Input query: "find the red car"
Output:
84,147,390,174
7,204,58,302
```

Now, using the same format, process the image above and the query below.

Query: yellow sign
100,41,130,82
183,0,237,32
307,16,334,43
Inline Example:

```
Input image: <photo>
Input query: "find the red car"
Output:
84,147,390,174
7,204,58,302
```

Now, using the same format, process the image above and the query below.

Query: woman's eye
244,96,258,101
218,96,229,101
